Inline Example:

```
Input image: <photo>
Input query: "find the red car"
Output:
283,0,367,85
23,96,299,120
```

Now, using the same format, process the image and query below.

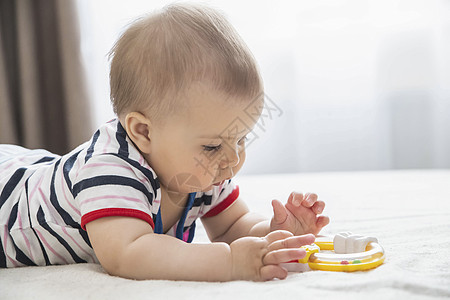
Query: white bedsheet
1,170,449,300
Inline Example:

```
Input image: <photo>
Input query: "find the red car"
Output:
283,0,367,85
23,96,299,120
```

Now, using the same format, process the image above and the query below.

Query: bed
1,170,449,299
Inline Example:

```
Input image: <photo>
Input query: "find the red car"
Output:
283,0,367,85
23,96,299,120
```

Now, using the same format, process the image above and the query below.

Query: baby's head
109,3,264,193
109,2,262,122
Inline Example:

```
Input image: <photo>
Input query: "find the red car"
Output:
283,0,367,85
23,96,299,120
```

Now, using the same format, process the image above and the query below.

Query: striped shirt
0,119,239,268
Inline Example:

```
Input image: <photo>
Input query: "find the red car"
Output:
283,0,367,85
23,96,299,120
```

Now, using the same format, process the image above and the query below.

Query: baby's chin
164,175,224,194
197,182,221,193
164,173,215,194
199,180,225,193
197,184,215,193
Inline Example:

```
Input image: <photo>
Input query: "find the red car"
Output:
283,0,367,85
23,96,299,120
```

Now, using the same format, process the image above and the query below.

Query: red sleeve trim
202,186,240,218
81,208,155,230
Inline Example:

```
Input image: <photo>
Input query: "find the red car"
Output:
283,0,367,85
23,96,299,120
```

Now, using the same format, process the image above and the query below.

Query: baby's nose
219,148,240,169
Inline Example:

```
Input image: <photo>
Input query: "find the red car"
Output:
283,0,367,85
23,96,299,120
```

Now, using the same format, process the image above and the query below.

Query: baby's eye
202,144,222,152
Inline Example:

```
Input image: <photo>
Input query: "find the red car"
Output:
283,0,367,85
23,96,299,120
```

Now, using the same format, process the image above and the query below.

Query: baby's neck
160,186,189,208
159,186,190,233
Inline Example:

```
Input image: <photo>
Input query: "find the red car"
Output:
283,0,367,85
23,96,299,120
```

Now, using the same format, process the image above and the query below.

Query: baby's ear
123,112,152,154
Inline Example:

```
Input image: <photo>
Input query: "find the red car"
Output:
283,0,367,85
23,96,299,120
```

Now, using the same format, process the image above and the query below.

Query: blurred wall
77,0,450,174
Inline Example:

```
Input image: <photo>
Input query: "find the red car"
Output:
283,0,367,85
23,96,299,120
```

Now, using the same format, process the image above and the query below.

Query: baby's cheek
193,164,217,184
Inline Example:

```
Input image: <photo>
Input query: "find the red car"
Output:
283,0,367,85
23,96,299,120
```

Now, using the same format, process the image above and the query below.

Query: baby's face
145,83,263,194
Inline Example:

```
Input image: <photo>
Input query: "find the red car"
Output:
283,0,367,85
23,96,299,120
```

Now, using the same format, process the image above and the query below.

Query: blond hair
109,3,263,121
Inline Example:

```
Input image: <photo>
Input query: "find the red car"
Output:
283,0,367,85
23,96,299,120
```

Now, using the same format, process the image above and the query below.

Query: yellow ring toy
283,232,385,272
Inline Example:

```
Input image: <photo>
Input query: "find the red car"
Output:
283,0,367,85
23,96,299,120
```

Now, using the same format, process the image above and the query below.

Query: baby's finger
260,265,288,281
263,248,306,265
271,199,288,225
265,230,293,244
302,193,318,208
316,215,330,229
288,191,304,207
268,234,315,252
312,200,325,214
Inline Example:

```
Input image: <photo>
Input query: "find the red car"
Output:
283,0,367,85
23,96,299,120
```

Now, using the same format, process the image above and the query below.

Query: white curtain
78,0,450,174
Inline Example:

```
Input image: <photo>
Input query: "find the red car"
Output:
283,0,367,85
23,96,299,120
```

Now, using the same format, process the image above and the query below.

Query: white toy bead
334,232,378,254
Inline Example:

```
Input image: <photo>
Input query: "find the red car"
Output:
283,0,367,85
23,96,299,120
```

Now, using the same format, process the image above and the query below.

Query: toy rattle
282,232,385,272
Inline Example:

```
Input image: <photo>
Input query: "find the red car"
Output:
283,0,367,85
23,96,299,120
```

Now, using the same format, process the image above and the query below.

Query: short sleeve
201,180,239,218
72,154,158,230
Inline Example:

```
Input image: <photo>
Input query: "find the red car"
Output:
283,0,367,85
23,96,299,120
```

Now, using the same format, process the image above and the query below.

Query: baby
0,3,329,281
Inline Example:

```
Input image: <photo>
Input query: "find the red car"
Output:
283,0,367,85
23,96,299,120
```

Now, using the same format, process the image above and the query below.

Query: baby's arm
202,193,328,244
86,216,310,281
202,197,270,243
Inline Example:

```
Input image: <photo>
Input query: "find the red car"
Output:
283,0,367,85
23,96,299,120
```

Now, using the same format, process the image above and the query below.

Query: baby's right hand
229,231,315,281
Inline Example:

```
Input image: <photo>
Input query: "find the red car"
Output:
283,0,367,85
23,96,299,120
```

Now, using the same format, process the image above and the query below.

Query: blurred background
1,0,449,174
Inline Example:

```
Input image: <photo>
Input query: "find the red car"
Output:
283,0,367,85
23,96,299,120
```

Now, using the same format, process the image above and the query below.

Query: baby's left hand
270,192,329,236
